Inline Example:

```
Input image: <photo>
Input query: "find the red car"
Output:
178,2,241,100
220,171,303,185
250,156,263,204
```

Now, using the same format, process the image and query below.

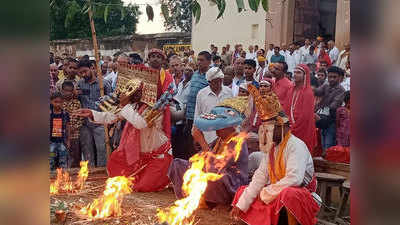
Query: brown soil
50,171,243,225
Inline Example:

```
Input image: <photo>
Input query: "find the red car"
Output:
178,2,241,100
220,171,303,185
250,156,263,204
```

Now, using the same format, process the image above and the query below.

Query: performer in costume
74,49,174,192
231,89,320,225
168,96,250,207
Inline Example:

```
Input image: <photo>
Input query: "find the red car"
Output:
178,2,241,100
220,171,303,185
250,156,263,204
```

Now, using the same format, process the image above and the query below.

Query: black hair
62,81,74,90
278,61,288,73
198,51,212,61
244,59,257,69
50,91,63,100
82,55,90,61
274,46,280,50
213,55,221,62
260,49,265,54
67,57,78,65
343,91,350,104
317,68,327,75
327,66,345,76
89,60,97,68
78,59,92,69
309,45,315,51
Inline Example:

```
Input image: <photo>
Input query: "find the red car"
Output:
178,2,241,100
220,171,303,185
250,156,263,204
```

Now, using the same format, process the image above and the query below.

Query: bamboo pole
87,0,112,160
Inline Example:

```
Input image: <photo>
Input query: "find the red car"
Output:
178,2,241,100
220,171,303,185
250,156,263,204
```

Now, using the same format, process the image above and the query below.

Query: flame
157,132,247,225
79,176,133,219
50,168,63,194
50,161,90,194
62,171,74,192
75,161,89,189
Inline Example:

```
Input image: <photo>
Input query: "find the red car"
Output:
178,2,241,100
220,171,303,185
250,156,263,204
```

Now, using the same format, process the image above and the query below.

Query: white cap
206,67,224,81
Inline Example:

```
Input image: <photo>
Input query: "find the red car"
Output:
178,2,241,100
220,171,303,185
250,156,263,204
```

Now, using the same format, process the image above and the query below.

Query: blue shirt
270,54,285,63
185,70,209,120
77,78,112,111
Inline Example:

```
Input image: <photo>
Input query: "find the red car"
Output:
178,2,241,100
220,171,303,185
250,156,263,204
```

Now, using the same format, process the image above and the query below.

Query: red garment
232,177,319,225
272,77,294,114
106,68,174,192
325,145,350,164
318,50,332,66
284,64,317,154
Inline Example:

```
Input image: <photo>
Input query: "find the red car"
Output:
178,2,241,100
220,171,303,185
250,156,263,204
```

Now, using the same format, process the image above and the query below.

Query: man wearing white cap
193,67,233,145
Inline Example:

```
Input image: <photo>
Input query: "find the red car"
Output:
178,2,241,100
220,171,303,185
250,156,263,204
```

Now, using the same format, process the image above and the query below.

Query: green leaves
120,7,125,21
161,3,169,22
261,0,268,12
146,4,154,21
104,5,109,23
236,0,245,12
248,0,260,12
192,1,201,24
64,0,80,28
216,0,226,20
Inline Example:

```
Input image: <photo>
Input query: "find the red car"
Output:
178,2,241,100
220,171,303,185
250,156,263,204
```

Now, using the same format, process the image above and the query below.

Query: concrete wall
191,0,266,53
49,33,191,58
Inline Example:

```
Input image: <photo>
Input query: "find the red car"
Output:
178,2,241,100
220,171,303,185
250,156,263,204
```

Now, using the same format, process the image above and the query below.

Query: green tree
161,0,193,32
50,0,140,40
159,0,270,27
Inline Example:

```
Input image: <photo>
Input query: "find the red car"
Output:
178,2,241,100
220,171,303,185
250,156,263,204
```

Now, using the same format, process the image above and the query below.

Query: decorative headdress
148,48,166,59
194,96,249,131
248,84,288,125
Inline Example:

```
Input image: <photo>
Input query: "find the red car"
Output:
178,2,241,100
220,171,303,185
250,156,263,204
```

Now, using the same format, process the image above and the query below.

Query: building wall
191,0,266,53
49,33,190,58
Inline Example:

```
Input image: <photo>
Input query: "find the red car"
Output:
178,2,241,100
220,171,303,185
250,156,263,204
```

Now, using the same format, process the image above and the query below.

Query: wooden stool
315,172,346,219
334,180,350,225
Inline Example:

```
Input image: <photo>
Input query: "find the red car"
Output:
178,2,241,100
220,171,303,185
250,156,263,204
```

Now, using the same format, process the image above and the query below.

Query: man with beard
76,59,112,167
231,57,245,96
56,58,80,91
231,91,319,225
270,62,294,114
74,48,174,192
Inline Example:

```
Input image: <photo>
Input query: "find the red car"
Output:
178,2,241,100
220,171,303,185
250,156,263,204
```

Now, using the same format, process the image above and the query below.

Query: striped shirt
185,70,209,120
77,78,112,111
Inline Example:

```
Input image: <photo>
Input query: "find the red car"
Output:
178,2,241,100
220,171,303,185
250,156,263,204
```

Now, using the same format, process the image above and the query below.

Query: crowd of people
49,35,350,224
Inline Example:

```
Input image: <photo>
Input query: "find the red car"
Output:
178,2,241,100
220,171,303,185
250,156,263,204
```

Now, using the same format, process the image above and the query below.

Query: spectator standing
285,44,299,73
328,40,340,65
266,44,274,63
61,81,83,168
50,64,59,94
336,91,350,147
314,66,345,151
231,57,245,96
270,62,294,114
49,92,70,170
184,51,212,158
56,58,80,91
77,59,112,167
194,67,233,145
285,65,317,154
246,45,256,60
336,43,350,70
223,66,234,88
270,46,285,63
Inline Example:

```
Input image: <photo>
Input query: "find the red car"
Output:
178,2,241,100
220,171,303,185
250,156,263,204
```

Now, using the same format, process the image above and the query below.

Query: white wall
191,0,266,53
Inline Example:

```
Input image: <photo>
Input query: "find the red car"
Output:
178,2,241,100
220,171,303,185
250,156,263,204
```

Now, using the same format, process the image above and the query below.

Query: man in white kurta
194,67,233,144
230,93,320,225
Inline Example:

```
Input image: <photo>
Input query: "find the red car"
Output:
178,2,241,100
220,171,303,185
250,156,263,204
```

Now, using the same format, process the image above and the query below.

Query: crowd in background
48,35,350,170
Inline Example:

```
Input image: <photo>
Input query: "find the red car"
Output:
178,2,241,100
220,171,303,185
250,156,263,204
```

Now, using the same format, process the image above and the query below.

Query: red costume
272,76,294,114
106,68,174,192
284,64,317,154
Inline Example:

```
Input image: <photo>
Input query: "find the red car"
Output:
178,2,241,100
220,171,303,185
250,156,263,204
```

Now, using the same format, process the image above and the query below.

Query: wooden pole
87,0,112,160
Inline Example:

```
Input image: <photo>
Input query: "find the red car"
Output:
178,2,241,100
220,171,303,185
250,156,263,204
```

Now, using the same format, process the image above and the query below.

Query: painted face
259,84,271,95
194,106,244,132
259,120,275,153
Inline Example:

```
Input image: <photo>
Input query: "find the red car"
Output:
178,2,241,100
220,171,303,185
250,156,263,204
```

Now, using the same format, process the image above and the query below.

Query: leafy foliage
50,0,140,40
160,0,270,28
159,0,193,33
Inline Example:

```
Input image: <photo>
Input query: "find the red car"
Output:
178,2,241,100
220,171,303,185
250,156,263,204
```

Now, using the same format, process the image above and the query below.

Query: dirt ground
50,171,241,225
